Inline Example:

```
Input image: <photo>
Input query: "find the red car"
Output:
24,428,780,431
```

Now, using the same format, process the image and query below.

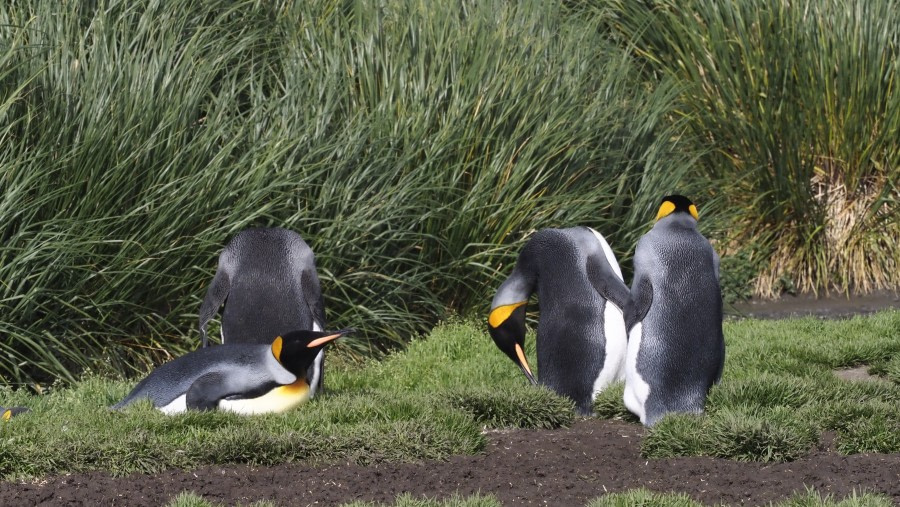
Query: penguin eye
271,336,284,362
655,201,676,221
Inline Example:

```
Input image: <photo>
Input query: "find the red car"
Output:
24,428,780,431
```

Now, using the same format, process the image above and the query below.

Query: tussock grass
0,0,697,385
592,0,900,297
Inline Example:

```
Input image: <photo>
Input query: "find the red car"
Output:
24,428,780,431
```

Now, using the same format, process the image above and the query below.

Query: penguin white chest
159,394,188,415
623,322,651,424
591,301,627,399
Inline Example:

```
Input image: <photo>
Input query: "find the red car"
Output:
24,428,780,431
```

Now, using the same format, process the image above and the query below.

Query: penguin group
112,227,344,415
103,195,719,426
488,195,725,426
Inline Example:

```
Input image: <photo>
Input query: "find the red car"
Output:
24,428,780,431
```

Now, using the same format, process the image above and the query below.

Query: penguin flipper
625,276,653,333
185,372,233,411
301,269,327,331
586,252,631,312
198,268,231,348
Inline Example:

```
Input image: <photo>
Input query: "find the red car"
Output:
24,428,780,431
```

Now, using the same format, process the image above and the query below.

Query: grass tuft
446,385,575,429
341,493,503,507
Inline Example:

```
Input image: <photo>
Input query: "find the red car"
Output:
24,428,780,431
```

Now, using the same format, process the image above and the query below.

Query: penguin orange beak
514,343,537,385
488,302,537,386
307,333,341,348
307,328,354,348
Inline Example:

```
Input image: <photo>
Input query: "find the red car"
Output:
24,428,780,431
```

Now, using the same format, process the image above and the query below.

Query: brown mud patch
3,419,898,506
726,290,900,320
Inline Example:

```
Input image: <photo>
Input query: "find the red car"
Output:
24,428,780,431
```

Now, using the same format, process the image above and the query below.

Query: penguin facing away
198,227,328,397
488,227,631,415
112,329,351,415
623,195,725,427
1,406,29,421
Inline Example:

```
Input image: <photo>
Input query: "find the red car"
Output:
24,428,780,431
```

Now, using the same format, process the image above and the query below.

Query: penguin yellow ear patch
2,410,10,422
655,200,676,221
271,336,284,362
488,301,526,328
689,204,699,221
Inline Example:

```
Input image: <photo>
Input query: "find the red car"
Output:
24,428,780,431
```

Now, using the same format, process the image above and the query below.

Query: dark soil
3,419,899,506
726,290,900,320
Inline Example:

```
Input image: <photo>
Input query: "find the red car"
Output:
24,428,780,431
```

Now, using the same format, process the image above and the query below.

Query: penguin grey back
199,227,327,346
624,196,724,426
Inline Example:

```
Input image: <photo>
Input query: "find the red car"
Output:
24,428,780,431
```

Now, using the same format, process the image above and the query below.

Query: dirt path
4,419,899,506
726,290,900,320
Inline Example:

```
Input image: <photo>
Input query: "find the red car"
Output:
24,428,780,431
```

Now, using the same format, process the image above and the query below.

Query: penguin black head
271,329,354,378
487,303,537,385
656,195,699,221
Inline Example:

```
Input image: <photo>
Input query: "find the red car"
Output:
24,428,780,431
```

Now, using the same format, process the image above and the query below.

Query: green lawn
1,312,899,480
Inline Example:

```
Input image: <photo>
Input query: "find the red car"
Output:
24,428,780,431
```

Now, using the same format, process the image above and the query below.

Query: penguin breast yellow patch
489,302,526,328
218,380,311,415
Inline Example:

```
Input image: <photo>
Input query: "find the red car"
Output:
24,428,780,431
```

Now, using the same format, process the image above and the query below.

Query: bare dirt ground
4,294,899,507
726,290,900,320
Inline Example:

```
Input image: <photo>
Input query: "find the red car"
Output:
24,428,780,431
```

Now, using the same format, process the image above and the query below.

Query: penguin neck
657,213,697,231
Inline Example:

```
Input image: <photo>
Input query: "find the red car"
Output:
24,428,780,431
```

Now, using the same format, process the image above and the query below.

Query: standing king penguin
623,195,725,426
198,227,328,396
488,227,631,415
112,329,351,414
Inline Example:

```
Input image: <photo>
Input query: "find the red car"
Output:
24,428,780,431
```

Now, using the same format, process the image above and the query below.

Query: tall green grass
592,0,900,297
0,0,697,384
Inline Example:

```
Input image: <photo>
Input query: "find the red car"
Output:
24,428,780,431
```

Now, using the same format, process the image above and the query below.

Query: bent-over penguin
487,227,630,415
112,329,351,415
623,195,725,426
198,227,328,397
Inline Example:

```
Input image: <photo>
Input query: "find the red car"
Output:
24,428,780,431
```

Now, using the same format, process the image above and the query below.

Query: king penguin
112,329,351,415
1,406,29,421
198,227,328,397
623,195,725,426
487,227,630,415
